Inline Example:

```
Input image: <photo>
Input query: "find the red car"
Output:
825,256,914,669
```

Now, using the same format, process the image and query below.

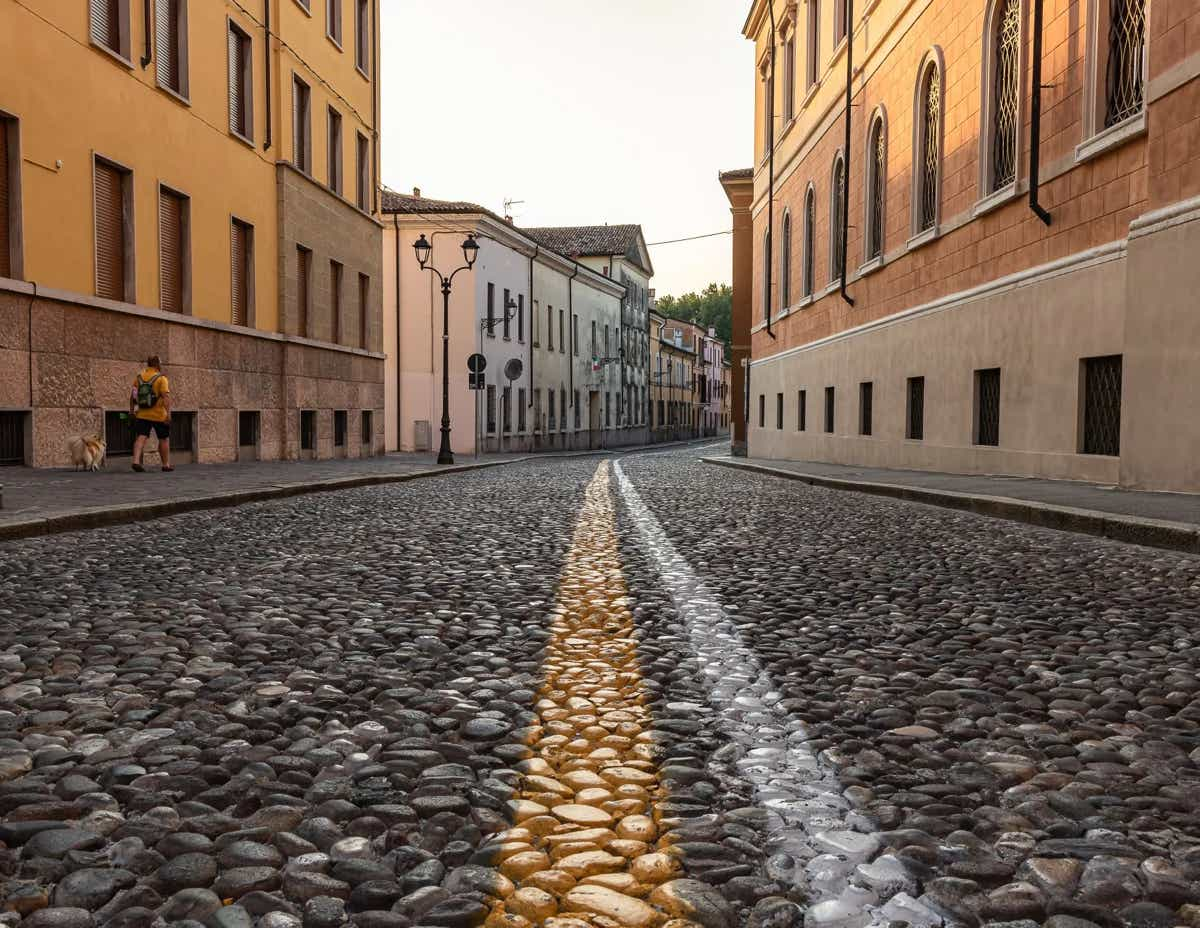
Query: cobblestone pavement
0,449,1198,928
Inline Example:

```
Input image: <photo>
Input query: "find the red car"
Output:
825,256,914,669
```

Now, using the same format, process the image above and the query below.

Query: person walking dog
130,355,173,472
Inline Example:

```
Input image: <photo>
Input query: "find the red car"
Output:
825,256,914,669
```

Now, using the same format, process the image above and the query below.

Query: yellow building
0,0,383,466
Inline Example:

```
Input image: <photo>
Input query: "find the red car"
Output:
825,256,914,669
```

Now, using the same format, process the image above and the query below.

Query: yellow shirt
134,368,170,422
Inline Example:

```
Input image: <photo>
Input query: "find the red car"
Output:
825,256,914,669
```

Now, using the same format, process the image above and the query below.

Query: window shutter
0,125,9,279
158,189,183,313
94,162,125,301
230,221,247,325
156,0,179,92
90,0,120,52
228,27,244,136
297,247,309,337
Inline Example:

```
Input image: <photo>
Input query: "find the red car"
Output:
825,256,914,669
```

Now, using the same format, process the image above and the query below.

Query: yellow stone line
481,461,699,928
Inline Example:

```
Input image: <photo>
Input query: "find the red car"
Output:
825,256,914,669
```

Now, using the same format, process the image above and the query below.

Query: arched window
802,185,815,298
762,228,771,319
865,114,886,261
781,211,792,308
830,155,845,283
1104,0,1145,127
988,0,1021,192
913,53,943,234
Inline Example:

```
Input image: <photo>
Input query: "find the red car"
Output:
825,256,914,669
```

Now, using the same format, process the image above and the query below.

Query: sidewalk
705,455,1200,554
0,439,717,541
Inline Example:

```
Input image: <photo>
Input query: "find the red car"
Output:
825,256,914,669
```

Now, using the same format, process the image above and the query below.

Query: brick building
740,0,1200,491
0,0,383,467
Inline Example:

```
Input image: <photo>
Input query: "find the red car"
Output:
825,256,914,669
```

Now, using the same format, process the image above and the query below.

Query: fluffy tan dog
67,435,107,472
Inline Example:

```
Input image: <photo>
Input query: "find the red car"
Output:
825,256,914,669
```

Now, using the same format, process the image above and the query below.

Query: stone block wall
0,284,385,468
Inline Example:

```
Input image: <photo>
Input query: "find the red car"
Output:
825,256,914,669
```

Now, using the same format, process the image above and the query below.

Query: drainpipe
393,212,401,451
568,265,579,423
765,0,777,339
1028,0,1052,225
527,245,539,438
371,0,379,213
263,0,272,151
840,0,856,306
140,0,152,68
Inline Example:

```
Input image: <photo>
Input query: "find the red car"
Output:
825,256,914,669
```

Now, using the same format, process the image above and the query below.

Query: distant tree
654,283,732,348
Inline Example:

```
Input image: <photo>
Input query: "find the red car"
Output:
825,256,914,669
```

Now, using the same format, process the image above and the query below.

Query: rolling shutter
230,220,247,325
0,125,9,278
90,0,120,52
94,161,125,301
156,0,179,92
158,189,183,313
228,26,245,136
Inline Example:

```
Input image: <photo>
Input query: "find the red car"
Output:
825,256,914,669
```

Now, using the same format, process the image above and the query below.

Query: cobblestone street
1,448,1198,928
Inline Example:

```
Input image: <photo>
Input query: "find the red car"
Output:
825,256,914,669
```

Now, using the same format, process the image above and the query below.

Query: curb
0,439,718,543
703,457,1200,555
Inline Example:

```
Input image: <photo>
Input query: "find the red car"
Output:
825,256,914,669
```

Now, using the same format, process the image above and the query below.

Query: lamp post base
437,428,454,466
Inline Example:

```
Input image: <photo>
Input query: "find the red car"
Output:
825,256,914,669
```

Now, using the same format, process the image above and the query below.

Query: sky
379,1,755,298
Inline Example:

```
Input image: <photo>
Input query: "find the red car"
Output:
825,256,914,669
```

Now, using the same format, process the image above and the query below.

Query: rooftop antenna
503,198,525,223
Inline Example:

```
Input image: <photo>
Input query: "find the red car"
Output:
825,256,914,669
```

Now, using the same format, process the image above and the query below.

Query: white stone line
614,461,933,928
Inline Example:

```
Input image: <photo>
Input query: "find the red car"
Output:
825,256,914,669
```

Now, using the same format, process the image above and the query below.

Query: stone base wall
746,197,1200,493
0,286,385,468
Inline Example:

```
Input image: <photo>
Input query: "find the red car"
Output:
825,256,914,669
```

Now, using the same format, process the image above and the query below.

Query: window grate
992,0,1020,190
907,376,925,440
0,411,25,466
171,411,194,453
300,410,316,451
798,389,807,431
831,157,845,280
361,410,372,445
239,410,259,447
105,411,135,457
824,386,835,434
919,66,940,232
1105,0,1145,127
334,410,347,447
860,382,873,436
868,121,885,259
976,368,1001,446
1083,355,1122,455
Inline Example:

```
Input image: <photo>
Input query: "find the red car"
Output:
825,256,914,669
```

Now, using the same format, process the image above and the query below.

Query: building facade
0,0,383,467
650,313,699,442
381,192,629,456
720,168,754,456
694,324,727,437
741,0,1200,492
523,225,653,446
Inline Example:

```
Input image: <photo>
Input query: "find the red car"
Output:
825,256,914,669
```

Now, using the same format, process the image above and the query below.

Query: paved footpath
707,456,1200,553
0,447,1197,928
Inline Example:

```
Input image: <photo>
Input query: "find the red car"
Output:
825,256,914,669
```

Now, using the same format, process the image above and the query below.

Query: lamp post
413,232,480,465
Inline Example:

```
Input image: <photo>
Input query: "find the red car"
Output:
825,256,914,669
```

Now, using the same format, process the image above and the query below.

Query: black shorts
133,419,170,440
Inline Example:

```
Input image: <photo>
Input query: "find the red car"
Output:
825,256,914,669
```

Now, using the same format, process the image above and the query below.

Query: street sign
503,358,523,382
469,372,486,391
467,353,487,374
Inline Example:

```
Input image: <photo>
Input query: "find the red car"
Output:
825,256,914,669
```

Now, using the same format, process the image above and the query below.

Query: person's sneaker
131,463,145,472
162,466,174,472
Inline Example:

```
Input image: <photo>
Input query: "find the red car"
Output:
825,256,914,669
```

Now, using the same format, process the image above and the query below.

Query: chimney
412,187,421,197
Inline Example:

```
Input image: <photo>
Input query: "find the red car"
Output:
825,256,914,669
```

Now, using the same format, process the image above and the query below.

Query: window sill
293,0,313,15
858,255,884,276
327,34,343,52
1074,111,1147,165
230,129,255,149
91,40,133,69
818,280,841,300
802,81,821,108
156,82,192,107
906,224,940,252
356,65,370,82
972,181,1022,218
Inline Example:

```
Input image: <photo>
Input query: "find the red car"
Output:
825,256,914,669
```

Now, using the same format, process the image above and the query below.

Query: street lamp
413,232,480,464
